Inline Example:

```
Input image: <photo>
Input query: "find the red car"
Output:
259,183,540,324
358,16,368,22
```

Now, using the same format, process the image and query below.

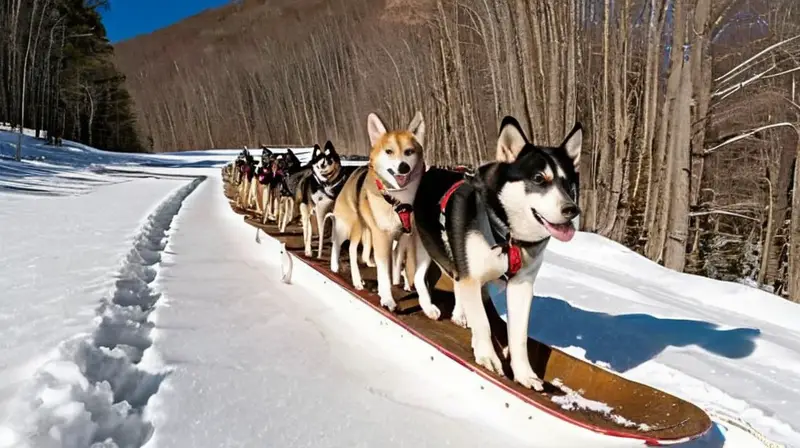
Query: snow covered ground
0,129,798,447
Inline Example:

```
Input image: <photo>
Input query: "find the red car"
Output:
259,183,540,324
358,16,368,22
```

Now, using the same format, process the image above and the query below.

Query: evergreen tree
0,0,144,153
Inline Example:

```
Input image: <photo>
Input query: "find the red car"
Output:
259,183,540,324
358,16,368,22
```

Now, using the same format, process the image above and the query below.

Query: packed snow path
0,177,203,447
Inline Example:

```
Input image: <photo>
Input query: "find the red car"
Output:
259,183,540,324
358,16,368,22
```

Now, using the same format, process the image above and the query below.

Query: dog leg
348,225,365,290
249,180,258,210
282,199,295,233
372,231,396,311
455,277,503,375
329,214,346,274
506,275,544,391
280,200,291,233
361,228,375,267
413,233,440,320
261,185,272,224
404,234,416,291
315,204,329,259
392,235,406,287
300,203,312,257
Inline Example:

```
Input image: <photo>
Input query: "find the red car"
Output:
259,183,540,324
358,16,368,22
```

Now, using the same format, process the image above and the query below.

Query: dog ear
367,113,387,146
560,123,582,172
408,111,425,146
312,144,321,158
496,116,529,163
324,140,335,155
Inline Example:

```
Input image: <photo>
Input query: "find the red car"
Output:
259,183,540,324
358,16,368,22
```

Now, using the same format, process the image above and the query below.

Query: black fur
414,116,580,283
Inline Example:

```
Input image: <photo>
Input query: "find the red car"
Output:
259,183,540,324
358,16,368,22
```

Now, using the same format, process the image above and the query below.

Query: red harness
375,178,413,233
438,180,522,278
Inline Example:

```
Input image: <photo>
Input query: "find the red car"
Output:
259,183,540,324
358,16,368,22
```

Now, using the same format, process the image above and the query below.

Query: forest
0,0,143,154
2,0,795,304
114,0,800,303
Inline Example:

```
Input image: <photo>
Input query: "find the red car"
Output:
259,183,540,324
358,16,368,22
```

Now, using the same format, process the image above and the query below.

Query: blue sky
101,0,231,43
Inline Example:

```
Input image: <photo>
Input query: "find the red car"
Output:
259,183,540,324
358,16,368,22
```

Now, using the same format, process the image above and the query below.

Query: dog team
227,112,582,392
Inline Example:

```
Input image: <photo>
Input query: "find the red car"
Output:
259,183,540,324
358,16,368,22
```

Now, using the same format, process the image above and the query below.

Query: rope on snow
706,408,785,448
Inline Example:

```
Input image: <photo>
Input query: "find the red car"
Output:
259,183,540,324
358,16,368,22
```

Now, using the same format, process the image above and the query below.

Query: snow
0,128,798,447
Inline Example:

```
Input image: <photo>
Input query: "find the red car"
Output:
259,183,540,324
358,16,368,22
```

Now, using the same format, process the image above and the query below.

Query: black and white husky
412,116,581,391
294,141,357,258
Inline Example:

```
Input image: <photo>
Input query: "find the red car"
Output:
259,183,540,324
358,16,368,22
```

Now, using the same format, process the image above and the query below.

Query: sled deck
222,180,712,446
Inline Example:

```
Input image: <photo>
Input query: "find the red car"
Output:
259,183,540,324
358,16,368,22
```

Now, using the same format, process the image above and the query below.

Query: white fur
413,233,442,322
505,252,546,390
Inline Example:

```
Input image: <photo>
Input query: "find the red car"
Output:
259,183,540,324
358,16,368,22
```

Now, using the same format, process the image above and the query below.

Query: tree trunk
791,131,800,302
663,53,693,272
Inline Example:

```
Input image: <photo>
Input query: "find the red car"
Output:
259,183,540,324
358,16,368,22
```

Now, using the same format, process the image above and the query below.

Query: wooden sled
221,176,712,446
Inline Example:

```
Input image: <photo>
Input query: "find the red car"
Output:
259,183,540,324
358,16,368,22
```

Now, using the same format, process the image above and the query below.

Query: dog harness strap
439,180,465,213
375,178,413,234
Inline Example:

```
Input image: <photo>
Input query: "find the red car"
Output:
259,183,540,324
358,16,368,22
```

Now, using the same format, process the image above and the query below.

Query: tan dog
328,112,425,311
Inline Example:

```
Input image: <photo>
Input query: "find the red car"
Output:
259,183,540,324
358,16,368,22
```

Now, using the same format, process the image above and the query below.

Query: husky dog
294,141,357,258
329,111,426,311
412,116,581,390
235,147,257,209
271,149,304,232
254,147,278,218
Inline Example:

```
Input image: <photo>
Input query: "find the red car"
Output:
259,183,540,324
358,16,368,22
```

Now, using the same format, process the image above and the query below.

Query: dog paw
511,362,544,391
422,304,441,321
353,279,365,290
365,258,376,267
451,307,468,328
380,294,397,312
304,249,313,257
474,342,504,375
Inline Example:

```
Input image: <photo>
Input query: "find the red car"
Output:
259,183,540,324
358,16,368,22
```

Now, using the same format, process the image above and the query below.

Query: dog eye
385,148,394,155
404,149,415,157
533,173,545,184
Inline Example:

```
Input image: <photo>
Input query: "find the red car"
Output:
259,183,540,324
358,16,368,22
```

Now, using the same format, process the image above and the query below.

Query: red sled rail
222,177,712,446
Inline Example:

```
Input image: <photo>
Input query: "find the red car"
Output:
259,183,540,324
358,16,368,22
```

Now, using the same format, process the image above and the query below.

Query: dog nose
561,203,580,220
397,162,411,174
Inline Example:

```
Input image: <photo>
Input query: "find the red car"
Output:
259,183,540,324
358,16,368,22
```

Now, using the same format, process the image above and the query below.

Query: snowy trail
0,177,204,447
147,174,540,448
0,178,188,407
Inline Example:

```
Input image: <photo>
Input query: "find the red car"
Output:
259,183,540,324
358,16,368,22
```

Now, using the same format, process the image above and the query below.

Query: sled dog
329,111,425,312
271,149,304,232
412,116,581,391
235,147,257,209
294,141,357,258
256,147,279,221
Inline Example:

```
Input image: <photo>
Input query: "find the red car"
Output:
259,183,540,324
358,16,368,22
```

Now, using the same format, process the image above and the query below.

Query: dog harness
374,177,414,233
438,180,523,279
313,169,347,200
257,166,273,185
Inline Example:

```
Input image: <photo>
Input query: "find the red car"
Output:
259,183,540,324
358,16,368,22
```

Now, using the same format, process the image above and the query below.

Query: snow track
1,177,203,448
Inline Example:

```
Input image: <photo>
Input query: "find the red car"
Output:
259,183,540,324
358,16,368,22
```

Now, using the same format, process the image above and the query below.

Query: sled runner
222,179,712,446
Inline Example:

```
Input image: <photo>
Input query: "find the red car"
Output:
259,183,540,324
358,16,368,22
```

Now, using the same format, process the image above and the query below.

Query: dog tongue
394,174,408,188
542,220,576,242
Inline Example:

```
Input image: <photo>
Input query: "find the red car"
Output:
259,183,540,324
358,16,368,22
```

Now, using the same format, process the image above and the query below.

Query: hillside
114,0,434,154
